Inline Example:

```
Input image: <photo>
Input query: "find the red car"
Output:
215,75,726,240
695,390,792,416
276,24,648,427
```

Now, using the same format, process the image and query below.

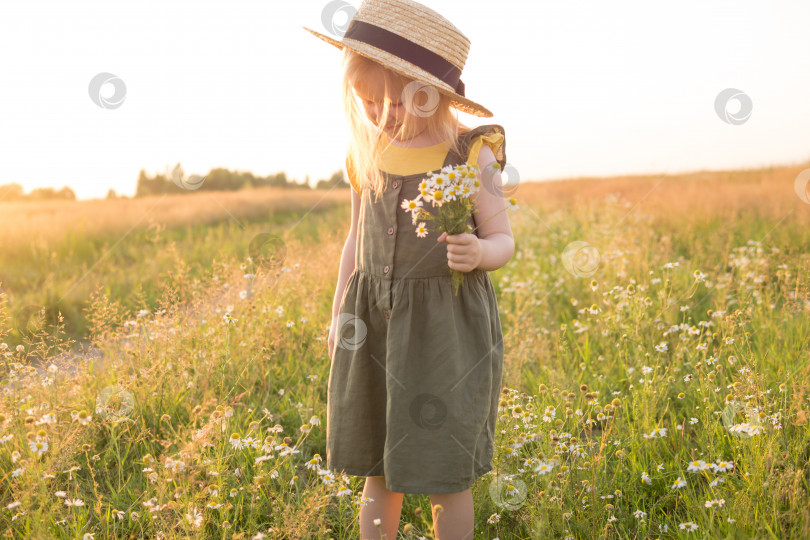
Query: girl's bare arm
331,188,361,319
470,144,515,271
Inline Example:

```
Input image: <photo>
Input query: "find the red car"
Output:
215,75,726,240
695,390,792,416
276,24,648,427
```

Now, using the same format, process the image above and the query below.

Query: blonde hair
341,48,471,204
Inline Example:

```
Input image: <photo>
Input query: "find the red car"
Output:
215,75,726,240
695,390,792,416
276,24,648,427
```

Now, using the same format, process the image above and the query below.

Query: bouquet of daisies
399,162,485,295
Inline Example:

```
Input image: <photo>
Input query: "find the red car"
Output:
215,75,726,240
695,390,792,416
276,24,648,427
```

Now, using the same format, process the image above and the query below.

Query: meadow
1,162,810,539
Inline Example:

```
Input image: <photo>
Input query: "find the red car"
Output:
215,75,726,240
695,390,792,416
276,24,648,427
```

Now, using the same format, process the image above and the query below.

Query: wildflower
712,460,734,473
705,498,726,508
709,477,726,487
319,470,336,485
641,471,651,485
642,427,668,439
687,460,708,472
671,477,687,489
229,432,243,449
64,499,85,507
487,513,501,524
255,454,272,465
36,413,56,424
633,509,647,520
655,342,668,352
185,506,203,528
415,222,429,238
679,521,699,531
534,461,554,475
242,436,261,450
29,440,48,455
276,443,300,457
400,197,423,216
306,454,323,470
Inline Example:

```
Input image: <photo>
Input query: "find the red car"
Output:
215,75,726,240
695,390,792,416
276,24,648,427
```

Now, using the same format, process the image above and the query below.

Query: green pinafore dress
327,125,507,494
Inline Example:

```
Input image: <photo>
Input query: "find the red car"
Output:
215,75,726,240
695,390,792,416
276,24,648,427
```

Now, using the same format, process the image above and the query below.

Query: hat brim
302,25,493,118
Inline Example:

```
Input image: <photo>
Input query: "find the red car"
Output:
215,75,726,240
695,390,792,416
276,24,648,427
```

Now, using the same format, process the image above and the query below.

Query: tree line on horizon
0,184,76,202
0,164,349,203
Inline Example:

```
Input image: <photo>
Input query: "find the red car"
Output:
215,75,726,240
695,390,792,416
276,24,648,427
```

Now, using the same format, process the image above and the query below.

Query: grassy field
1,162,810,539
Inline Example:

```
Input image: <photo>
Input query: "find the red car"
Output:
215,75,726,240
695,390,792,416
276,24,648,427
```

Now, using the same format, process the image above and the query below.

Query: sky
1,0,808,201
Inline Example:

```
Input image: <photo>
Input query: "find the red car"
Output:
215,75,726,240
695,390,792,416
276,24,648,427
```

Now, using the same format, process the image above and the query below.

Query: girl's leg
428,488,474,540
359,476,404,540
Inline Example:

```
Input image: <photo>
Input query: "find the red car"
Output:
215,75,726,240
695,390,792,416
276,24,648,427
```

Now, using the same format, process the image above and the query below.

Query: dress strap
442,124,507,170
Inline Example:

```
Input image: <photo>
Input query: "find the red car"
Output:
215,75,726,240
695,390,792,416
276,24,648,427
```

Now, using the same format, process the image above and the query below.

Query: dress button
383,265,390,274
387,226,394,235
392,180,399,189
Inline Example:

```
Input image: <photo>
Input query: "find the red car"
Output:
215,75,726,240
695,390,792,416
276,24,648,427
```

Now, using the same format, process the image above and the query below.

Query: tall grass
1,163,809,538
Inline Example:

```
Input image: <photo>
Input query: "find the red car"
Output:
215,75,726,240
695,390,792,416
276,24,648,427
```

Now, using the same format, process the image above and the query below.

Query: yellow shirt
346,130,505,195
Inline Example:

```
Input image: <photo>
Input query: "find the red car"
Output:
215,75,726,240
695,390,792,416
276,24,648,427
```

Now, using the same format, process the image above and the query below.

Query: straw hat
302,0,494,118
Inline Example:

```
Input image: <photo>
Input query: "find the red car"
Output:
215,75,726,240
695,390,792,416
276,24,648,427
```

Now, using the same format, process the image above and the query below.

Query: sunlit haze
1,0,808,201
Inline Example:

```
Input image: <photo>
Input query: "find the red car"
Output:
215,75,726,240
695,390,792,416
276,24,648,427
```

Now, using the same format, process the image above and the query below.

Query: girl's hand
437,231,483,272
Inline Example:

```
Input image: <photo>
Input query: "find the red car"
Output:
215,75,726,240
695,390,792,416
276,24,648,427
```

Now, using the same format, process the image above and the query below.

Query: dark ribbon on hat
343,19,466,97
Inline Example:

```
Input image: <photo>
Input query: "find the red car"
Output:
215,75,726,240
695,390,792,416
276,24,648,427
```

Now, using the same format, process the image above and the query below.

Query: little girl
304,1,514,538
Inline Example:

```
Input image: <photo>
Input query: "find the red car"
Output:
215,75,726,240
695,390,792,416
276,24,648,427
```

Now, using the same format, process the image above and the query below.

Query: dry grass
0,187,349,252
514,163,810,227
